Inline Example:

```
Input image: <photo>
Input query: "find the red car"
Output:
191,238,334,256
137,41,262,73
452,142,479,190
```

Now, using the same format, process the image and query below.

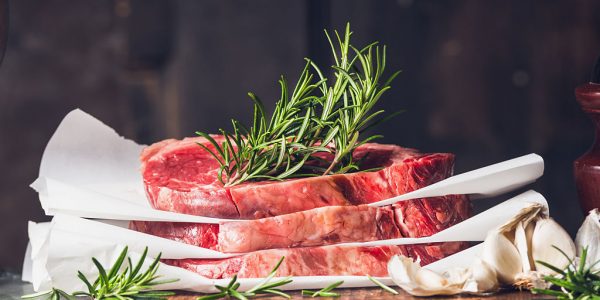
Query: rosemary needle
301,280,344,297
367,275,399,295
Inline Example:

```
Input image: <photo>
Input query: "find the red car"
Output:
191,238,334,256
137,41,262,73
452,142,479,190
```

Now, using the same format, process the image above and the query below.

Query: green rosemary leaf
107,246,128,280
361,110,404,133
535,260,567,275
198,257,292,300
531,288,567,296
276,155,310,179
580,247,589,274
301,280,344,298
77,271,94,294
227,274,238,289
230,289,248,300
367,275,399,295
260,289,291,298
246,257,285,293
92,257,109,289
56,290,76,300
195,132,226,165
315,291,340,297
21,290,54,299
321,126,339,147
253,278,293,291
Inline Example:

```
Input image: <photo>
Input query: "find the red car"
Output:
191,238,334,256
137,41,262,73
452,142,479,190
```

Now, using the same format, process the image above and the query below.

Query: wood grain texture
168,288,553,299
0,276,554,300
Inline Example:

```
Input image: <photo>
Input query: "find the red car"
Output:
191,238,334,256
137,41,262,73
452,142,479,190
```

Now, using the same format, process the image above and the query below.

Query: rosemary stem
322,157,339,176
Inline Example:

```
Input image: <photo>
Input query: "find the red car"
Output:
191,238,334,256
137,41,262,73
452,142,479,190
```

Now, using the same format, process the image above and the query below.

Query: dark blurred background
1,0,599,271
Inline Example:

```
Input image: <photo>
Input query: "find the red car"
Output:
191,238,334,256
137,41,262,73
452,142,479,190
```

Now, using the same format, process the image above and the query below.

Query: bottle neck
589,110,600,152
576,83,600,111
588,110,600,126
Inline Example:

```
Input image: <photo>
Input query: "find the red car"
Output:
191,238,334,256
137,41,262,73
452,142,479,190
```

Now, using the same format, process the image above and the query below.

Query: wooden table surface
169,288,553,299
1,273,552,300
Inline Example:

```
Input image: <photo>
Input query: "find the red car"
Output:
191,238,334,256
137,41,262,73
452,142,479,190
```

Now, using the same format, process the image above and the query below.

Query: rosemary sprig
197,257,292,300
196,23,400,186
301,280,344,297
22,246,177,300
312,26,401,176
532,246,600,299
367,275,399,295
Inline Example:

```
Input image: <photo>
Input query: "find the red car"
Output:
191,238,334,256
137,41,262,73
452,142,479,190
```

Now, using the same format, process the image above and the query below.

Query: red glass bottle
574,59,600,213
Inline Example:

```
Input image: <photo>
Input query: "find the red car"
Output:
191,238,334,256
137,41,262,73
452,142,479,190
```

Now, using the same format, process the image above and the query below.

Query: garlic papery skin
531,218,576,274
387,255,465,296
513,271,551,290
388,255,498,296
481,231,522,284
575,209,600,271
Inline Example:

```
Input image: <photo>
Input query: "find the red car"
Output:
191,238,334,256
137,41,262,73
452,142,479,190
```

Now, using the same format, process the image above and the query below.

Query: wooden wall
0,0,599,270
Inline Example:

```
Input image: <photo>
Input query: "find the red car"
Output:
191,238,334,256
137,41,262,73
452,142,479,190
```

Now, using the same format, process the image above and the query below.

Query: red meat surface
141,138,455,219
130,195,470,253
140,137,472,278
162,242,468,279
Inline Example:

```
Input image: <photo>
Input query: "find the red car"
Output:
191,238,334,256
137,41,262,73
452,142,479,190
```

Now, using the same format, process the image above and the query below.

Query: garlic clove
462,258,498,293
575,209,600,271
514,221,534,272
531,218,575,274
414,268,449,289
387,255,465,296
388,255,499,296
388,255,420,289
481,231,522,284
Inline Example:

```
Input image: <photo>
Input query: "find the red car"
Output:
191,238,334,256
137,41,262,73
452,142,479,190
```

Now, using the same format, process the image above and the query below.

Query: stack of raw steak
133,136,471,279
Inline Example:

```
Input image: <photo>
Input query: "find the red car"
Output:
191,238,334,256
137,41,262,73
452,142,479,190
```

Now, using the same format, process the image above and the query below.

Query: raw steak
142,137,455,219
130,194,470,253
162,242,468,279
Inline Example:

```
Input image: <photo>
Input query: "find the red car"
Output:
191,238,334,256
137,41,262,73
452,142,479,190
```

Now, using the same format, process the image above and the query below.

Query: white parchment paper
24,190,547,293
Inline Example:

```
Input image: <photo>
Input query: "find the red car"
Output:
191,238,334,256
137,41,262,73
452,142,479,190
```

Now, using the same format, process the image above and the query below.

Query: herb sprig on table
196,23,401,186
532,246,600,299
197,257,292,300
367,275,399,295
22,246,177,300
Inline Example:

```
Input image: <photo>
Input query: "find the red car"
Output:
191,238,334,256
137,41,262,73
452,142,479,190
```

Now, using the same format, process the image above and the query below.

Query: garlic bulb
575,209,600,271
386,202,578,296
531,218,576,274
481,231,522,284
489,204,575,280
